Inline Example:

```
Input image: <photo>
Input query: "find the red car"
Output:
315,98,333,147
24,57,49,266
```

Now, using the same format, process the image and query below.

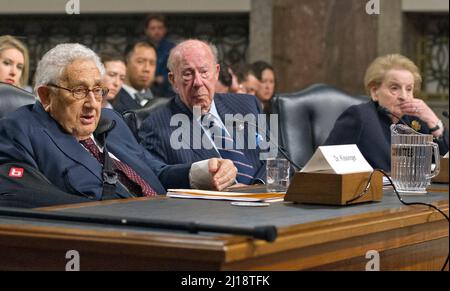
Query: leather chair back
122,97,171,141
271,84,368,168
0,82,36,119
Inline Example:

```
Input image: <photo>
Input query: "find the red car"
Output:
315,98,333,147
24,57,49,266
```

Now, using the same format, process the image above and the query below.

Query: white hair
33,43,105,95
167,39,218,72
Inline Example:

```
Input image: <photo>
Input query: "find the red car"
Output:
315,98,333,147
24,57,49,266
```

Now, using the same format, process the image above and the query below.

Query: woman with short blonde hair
325,54,448,171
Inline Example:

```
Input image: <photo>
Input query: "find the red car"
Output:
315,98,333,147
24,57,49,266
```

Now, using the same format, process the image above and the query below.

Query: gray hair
34,43,105,95
167,39,218,72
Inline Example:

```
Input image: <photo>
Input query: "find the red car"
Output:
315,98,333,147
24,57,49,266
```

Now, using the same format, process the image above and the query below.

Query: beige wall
402,0,449,12
0,0,251,14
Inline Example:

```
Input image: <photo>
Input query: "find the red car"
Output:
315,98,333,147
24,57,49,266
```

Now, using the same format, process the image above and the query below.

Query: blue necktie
202,114,255,184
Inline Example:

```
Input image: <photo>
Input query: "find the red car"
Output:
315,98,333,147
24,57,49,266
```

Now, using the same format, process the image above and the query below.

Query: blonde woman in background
0,35,29,88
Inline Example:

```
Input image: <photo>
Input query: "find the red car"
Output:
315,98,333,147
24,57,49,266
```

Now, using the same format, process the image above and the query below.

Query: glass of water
266,158,290,192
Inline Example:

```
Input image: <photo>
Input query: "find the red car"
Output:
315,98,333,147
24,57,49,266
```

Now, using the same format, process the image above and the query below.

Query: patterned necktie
79,138,157,197
134,89,153,106
202,114,255,184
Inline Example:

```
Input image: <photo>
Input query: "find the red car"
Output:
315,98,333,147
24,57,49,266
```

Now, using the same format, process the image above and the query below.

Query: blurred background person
252,60,276,113
112,41,157,114
0,35,29,89
144,14,175,97
99,50,126,109
234,63,260,96
325,54,448,171
215,61,233,93
228,65,240,93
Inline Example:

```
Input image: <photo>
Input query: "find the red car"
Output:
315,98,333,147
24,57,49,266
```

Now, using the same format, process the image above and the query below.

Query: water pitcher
391,124,440,194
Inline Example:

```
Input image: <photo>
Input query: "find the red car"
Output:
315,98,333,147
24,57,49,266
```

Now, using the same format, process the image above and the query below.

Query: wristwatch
429,119,443,132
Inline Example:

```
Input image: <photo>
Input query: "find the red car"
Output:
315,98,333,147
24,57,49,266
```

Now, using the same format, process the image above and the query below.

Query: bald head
167,39,218,73
167,39,220,114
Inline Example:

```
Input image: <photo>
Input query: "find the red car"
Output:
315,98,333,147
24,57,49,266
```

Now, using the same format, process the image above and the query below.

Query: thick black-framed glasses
47,83,109,100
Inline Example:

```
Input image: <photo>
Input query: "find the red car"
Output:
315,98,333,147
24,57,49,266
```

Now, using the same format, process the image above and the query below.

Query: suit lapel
33,103,103,182
115,88,140,111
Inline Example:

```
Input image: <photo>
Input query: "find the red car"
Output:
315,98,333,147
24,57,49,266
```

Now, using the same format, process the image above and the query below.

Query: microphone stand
0,206,277,242
233,117,303,171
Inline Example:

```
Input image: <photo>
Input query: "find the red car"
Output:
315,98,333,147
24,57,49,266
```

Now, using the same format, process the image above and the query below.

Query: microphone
93,117,118,198
94,118,116,147
443,111,449,119
232,117,303,171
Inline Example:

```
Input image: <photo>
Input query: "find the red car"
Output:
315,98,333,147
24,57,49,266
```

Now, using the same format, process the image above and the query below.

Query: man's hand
208,158,237,191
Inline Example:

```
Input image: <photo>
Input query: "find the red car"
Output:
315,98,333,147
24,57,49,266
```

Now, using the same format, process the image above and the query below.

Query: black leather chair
122,97,171,141
271,84,368,168
0,82,36,119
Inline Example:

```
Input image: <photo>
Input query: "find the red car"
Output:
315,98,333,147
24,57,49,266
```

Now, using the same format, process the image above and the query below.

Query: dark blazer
138,93,267,183
324,101,449,171
0,102,191,202
112,88,141,114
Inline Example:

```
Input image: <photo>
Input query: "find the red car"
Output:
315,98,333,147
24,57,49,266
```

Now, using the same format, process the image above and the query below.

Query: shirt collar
122,84,149,101
194,100,220,122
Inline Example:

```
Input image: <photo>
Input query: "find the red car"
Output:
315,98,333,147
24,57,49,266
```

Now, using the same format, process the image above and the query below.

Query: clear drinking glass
391,124,440,194
266,158,290,192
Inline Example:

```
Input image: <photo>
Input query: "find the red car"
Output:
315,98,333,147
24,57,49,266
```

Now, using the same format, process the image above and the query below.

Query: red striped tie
80,138,157,197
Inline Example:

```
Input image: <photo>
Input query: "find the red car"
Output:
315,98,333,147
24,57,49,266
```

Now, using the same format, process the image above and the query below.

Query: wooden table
0,186,448,271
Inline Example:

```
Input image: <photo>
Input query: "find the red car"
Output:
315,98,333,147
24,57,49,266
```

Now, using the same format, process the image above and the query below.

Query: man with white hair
139,39,267,188
0,43,237,205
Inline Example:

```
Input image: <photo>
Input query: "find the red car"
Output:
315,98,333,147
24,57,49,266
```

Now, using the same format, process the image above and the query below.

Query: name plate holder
284,145,383,205
432,157,449,184
285,171,383,205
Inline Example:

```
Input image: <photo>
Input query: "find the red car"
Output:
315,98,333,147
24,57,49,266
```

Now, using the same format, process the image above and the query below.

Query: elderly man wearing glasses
0,43,237,206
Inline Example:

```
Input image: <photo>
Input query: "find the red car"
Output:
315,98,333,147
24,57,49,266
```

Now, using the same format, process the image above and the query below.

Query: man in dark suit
0,43,237,205
139,39,267,188
144,14,175,97
112,41,158,114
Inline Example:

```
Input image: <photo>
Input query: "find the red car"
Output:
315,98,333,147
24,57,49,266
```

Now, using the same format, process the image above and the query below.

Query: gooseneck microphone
94,118,116,147
93,118,118,198
232,117,303,171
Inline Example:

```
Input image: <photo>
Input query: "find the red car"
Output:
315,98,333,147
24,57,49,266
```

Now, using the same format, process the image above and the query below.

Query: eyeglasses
47,83,109,100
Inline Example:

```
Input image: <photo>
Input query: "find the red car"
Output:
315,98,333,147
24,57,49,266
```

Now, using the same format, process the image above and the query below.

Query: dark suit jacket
138,93,267,183
0,102,191,202
324,101,449,171
112,88,141,114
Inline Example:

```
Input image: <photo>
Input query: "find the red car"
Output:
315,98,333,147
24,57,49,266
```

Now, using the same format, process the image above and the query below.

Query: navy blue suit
112,88,141,114
324,101,449,171
138,93,267,183
0,102,191,201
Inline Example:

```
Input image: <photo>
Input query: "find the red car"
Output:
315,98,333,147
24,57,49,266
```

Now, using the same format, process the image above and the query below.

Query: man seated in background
112,41,157,113
234,63,261,97
0,43,237,205
139,39,266,189
214,61,233,94
144,14,175,97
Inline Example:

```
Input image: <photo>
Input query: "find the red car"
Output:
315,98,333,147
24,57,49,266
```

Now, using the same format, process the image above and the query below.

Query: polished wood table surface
0,185,448,271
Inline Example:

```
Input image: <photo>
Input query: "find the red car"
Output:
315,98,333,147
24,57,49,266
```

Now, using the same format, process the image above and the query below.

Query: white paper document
301,144,373,174
167,189,285,202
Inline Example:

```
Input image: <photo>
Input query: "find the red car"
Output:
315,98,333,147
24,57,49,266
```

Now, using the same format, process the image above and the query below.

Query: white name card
301,144,373,174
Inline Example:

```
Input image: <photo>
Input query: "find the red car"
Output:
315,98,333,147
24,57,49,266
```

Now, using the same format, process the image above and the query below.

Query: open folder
167,189,285,202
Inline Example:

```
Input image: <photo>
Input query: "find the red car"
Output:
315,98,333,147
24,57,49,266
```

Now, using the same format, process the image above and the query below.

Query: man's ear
214,63,220,81
168,72,175,86
37,86,51,111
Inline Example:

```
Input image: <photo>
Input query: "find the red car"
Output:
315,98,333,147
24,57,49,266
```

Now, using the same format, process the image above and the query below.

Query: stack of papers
167,189,285,203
